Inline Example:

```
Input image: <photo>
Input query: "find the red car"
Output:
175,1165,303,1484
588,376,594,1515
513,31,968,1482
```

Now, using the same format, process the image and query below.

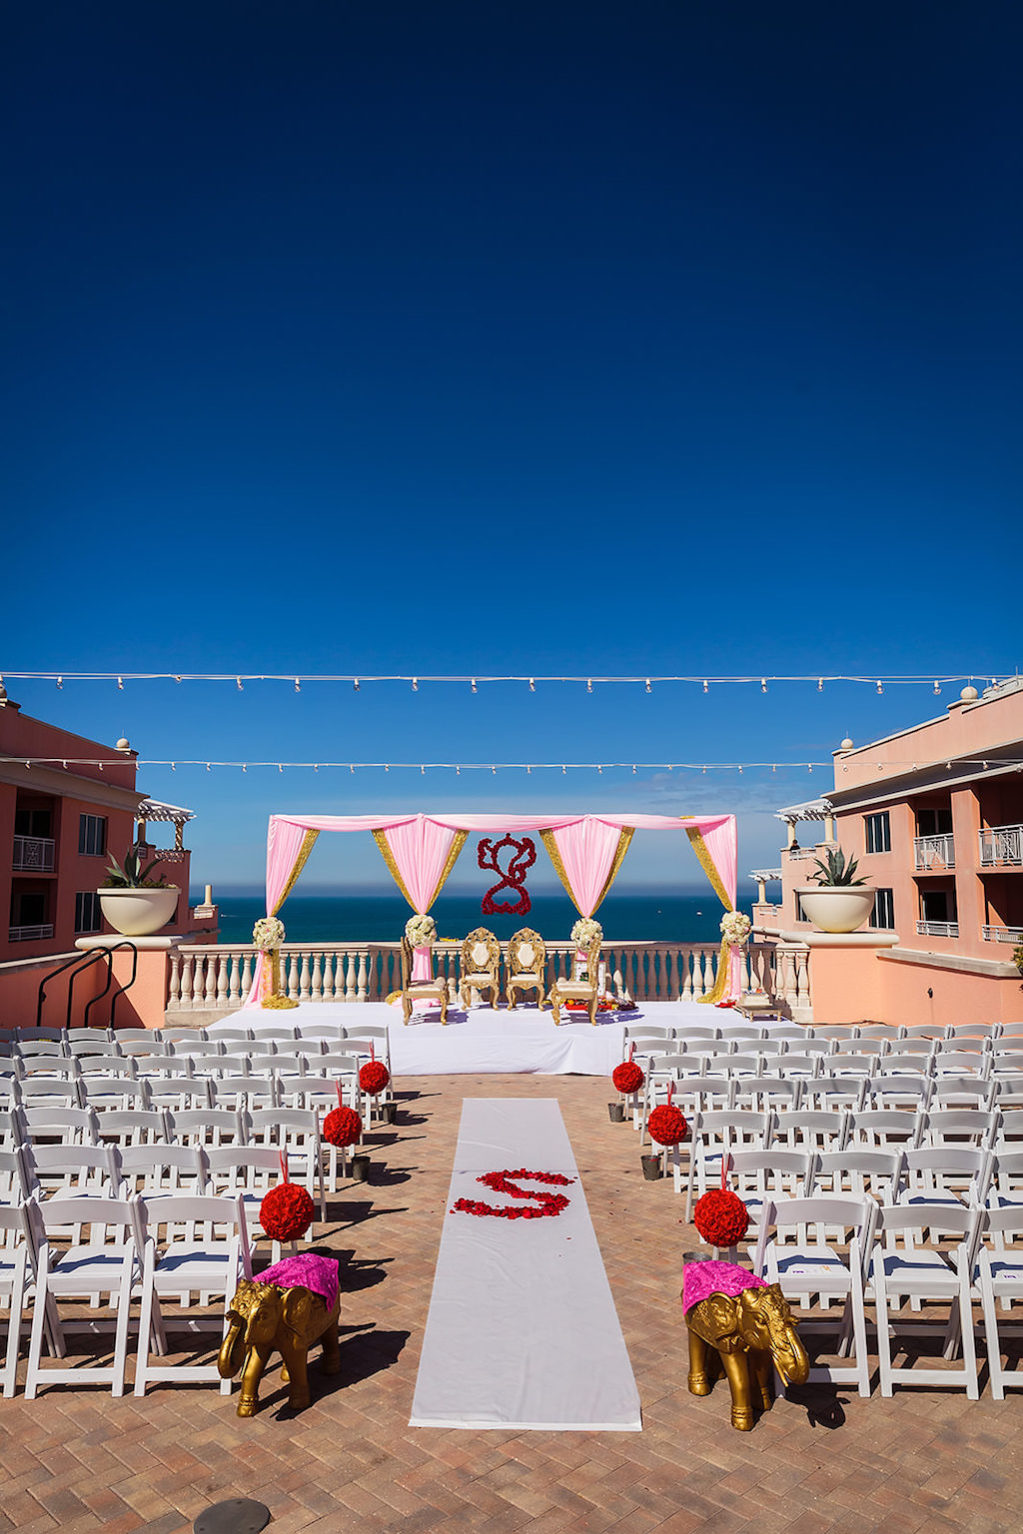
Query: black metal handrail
83,941,139,1030
36,942,139,1031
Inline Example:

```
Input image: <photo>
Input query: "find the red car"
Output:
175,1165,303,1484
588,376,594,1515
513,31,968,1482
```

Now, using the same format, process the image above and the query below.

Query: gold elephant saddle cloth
682,1260,766,1314
260,1254,339,1310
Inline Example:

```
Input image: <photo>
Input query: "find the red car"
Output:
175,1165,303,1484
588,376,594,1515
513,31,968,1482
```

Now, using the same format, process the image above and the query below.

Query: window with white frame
78,814,107,856
74,892,102,934
871,888,895,929
865,811,891,854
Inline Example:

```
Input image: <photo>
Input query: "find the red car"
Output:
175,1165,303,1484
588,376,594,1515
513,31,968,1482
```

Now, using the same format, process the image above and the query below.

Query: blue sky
2,2,1019,894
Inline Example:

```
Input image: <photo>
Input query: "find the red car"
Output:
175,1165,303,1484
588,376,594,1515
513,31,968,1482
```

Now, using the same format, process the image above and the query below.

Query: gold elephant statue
218,1271,341,1417
684,1269,809,1431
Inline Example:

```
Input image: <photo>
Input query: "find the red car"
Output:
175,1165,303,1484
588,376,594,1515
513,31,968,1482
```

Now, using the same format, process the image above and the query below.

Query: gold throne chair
506,928,546,1009
459,927,501,1008
547,931,602,1025
400,934,449,1025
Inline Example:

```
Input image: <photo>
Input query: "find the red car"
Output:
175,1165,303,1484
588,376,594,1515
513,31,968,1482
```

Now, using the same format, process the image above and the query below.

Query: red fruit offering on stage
612,1060,644,1095
260,1181,315,1243
693,1188,750,1247
359,1060,391,1095
323,1105,363,1147
647,1104,688,1146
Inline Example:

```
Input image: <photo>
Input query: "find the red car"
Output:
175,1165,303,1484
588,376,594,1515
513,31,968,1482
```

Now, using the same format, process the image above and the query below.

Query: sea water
202,889,757,946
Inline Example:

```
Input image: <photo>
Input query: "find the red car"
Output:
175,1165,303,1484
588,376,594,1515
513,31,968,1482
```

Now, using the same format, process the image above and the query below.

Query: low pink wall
805,945,1023,1029
0,953,108,1031
803,947,889,1025
108,947,169,1030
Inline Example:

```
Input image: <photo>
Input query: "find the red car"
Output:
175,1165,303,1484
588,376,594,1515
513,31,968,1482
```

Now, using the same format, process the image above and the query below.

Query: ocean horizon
199,888,758,946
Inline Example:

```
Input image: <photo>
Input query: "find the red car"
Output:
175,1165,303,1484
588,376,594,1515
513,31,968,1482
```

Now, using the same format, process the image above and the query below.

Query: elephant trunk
218,1318,246,1380
773,1326,810,1387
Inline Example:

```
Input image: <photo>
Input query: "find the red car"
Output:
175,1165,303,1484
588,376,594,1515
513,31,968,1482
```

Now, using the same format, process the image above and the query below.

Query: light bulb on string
761,678,767,692
876,681,883,694
586,679,592,693
562,765,566,774
471,678,477,693
349,764,355,773
56,676,63,689
206,763,211,772
353,678,360,691
174,676,182,683
818,678,824,691
117,677,124,690
236,677,243,691
645,679,651,692
702,680,708,692
412,678,418,691
278,763,283,773
632,764,637,773
933,681,941,695
420,764,425,774
529,678,535,691
242,764,247,772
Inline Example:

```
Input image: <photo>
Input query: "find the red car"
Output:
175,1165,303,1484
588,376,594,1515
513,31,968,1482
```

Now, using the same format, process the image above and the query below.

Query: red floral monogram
451,1168,575,1220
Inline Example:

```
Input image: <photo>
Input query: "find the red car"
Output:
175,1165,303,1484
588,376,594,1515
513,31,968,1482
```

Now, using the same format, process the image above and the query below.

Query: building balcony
916,919,959,939
980,824,1023,868
982,924,1023,944
12,835,55,873
8,924,55,942
914,834,954,871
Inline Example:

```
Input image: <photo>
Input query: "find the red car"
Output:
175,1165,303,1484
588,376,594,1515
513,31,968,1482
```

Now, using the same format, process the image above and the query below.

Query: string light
294,678,301,692
586,679,593,693
6,754,1022,774
876,681,883,694
56,677,63,689
236,677,243,691
117,677,124,690
761,678,768,692
933,682,941,695
0,670,1003,689
412,677,418,691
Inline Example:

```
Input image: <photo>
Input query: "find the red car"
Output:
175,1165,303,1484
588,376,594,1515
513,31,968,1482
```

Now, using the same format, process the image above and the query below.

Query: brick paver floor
4,1072,1023,1533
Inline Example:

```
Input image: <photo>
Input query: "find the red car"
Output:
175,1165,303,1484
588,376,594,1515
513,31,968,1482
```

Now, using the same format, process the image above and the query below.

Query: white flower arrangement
405,913,437,948
720,910,752,947
252,916,286,952
571,917,603,949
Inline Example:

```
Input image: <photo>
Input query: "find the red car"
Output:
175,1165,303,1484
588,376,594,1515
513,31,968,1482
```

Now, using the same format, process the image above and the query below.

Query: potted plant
795,847,876,935
98,848,180,936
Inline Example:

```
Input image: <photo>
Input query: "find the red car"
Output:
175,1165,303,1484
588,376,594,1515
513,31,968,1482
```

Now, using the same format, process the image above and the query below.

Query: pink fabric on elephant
259,1254,339,1311
682,1260,766,1314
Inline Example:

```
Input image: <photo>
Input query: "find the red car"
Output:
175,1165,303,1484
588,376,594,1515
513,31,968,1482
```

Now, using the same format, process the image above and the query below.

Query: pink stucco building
0,685,216,1020
753,679,1023,1028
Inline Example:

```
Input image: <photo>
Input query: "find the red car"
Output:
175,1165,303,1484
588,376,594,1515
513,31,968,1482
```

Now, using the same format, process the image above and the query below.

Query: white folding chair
871,1203,984,1398
977,1207,1023,1397
245,1108,326,1219
167,1108,247,1149
94,1109,171,1148
133,1192,252,1395
866,1075,933,1112
24,1194,140,1397
799,1077,867,1114
922,1109,999,1150
0,1205,31,1395
20,1106,100,1146
769,1109,849,1155
120,1144,209,1197
685,1111,770,1218
731,1077,802,1115
814,1149,904,1205
846,1109,924,1151
931,1075,995,1111
24,1142,124,1202
899,1147,993,1215
724,1148,814,1244
205,1147,288,1261
81,1078,153,1112
161,1027,211,1045
754,1194,875,1398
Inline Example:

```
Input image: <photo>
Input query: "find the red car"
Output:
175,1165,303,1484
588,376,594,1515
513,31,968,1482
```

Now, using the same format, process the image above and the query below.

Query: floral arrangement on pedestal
405,914,437,948
253,917,298,1010
571,917,603,949
720,911,752,947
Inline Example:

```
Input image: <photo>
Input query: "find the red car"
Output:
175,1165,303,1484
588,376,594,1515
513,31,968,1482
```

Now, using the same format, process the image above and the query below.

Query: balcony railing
914,834,955,871
982,924,1023,944
8,924,55,942
980,824,1023,867
916,920,959,938
786,846,825,862
12,835,55,872
168,940,746,1012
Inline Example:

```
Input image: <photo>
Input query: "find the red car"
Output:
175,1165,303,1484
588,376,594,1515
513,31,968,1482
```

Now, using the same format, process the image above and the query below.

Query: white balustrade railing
916,920,959,938
8,924,55,943
982,924,1023,944
166,939,746,1014
980,824,1023,866
914,834,955,871
12,835,56,872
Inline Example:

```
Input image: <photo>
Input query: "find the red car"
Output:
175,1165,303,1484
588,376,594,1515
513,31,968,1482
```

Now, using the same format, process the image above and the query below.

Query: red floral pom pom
647,1104,688,1146
359,1060,391,1095
323,1105,363,1148
612,1060,644,1095
693,1188,749,1247
260,1181,315,1243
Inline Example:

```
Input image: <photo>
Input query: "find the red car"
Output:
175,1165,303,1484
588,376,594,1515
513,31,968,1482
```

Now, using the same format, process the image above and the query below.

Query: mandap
244,811,742,1008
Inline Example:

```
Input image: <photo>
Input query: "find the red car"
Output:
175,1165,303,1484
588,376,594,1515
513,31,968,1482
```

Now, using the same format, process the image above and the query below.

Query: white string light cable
3,756,1021,775
0,670,1013,693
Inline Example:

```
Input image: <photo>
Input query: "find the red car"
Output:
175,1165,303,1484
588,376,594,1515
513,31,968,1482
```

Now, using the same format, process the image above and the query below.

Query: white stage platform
219,1000,779,1076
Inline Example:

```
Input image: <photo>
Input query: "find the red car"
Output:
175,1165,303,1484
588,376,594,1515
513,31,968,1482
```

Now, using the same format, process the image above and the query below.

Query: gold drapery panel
684,825,732,912
539,827,634,917
371,828,468,912
698,938,730,1006
272,829,320,915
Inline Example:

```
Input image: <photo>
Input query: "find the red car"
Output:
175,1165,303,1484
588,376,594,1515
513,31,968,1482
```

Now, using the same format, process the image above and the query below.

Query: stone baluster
286,952,300,1000
357,951,368,1002
298,952,311,1001
168,951,182,1007
310,951,323,1001
240,951,253,1001
216,953,230,1009
228,953,242,1005
178,953,193,1009
191,954,207,1009
342,952,355,1002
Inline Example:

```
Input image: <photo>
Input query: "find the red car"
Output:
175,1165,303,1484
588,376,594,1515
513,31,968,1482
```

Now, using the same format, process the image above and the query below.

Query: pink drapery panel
243,817,323,1008
549,819,629,918
377,817,463,979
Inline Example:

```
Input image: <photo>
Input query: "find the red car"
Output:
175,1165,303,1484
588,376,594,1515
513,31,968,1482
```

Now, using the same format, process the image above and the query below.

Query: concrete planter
796,885,876,934
98,886,179,937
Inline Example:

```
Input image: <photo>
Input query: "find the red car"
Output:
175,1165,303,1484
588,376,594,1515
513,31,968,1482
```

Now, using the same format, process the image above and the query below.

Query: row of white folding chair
10,1190,253,1397
7,1072,365,1115
747,1196,1023,1399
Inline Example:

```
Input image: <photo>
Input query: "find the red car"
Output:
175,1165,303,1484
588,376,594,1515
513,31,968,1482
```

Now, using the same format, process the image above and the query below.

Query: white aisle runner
410,1098,642,1431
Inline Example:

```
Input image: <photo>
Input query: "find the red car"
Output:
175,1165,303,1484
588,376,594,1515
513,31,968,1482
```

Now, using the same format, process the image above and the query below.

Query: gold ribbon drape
371,828,468,911
272,829,321,914
539,827,634,917
683,824,735,1006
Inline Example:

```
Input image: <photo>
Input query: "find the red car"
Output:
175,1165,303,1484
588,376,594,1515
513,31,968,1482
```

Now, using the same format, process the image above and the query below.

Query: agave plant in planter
796,847,876,934
98,849,180,937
